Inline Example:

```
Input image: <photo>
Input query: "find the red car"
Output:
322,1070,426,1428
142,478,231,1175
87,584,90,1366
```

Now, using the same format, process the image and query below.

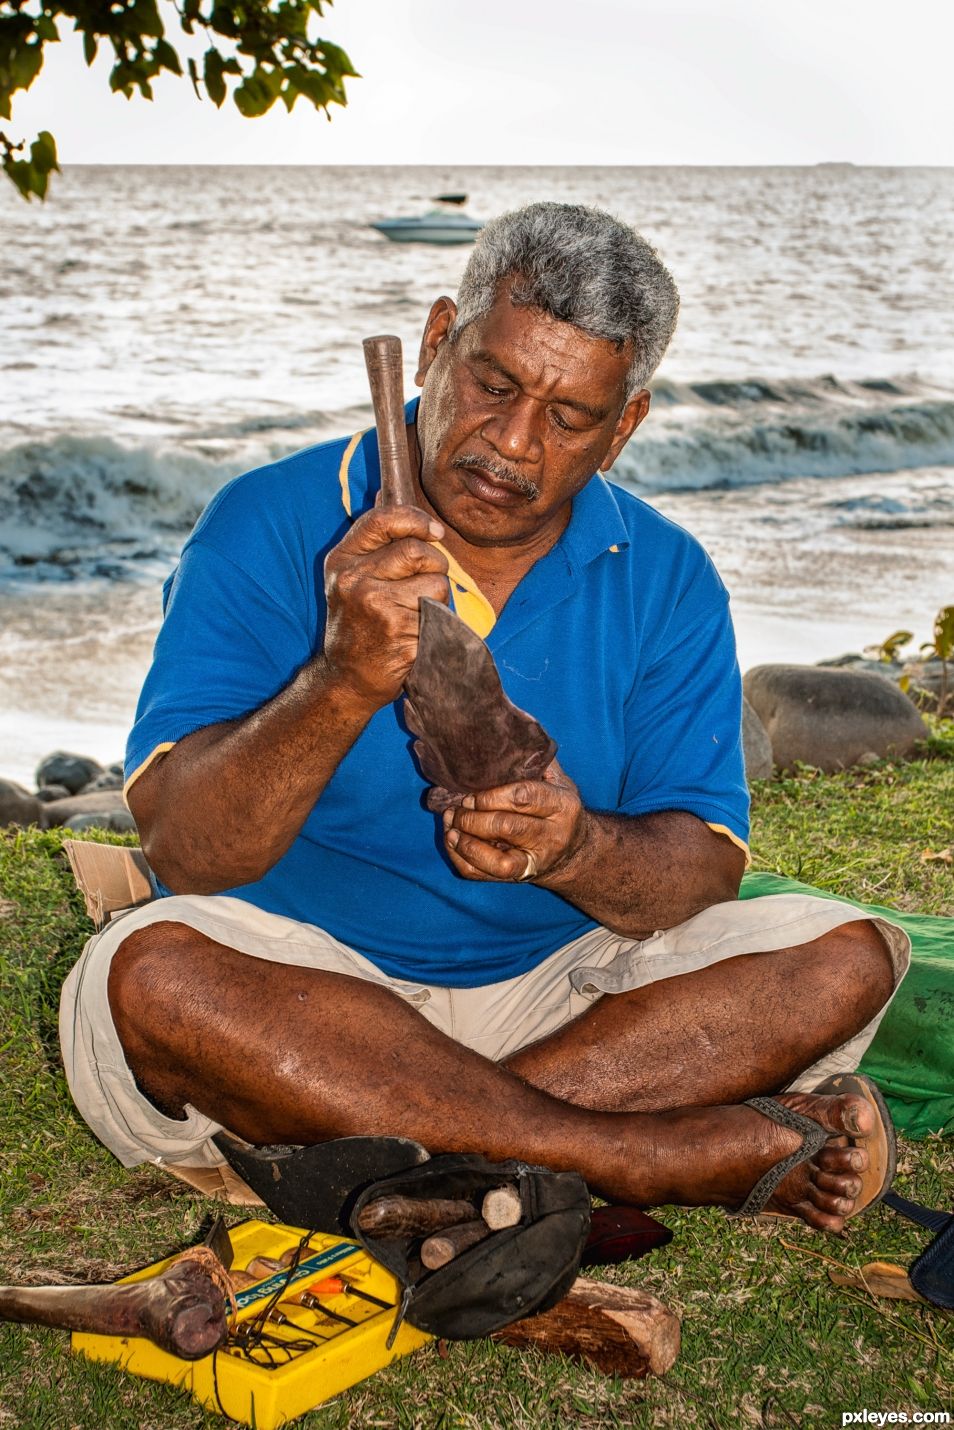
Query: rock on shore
0,779,44,828
744,664,929,773
40,789,136,834
741,698,773,781
0,753,134,832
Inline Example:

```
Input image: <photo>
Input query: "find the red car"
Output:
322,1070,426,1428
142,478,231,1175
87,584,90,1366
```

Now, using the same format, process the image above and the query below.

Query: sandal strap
730,1097,831,1218
883,1191,953,1235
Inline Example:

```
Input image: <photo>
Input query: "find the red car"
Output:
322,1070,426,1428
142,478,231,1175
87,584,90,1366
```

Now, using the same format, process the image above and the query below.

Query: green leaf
154,38,182,75
934,606,954,661
316,38,359,78
2,154,33,199
12,42,43,92
35,16,59,43
286,63,331,108
187,55,201,98
233,70,277,116
31,130,57,174
129,0,164,39
83,30,98,65
203,47,226,106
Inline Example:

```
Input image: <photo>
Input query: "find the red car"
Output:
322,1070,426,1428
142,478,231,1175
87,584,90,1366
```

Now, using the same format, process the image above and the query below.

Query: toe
816,1142,869,1175
790,1197,847,1233
813,1169,863,1198
807,1182,856,1218
787,1091,876,1139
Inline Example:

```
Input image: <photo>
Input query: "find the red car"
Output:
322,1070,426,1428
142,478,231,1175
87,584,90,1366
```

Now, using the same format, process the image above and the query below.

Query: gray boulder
0,778,42,828
742,698,774,780
81,767,125,794
818,653,949,711
743,664,929,773
41,789,129,829
35,751,103,794
66,808,138,834
34,783,72,803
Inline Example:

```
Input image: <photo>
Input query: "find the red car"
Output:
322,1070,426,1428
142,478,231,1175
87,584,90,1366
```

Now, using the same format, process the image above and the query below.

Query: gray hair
450,202,679,398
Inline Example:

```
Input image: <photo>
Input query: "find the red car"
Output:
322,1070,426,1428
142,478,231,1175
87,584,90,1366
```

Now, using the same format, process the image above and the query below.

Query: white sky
9,0,954,166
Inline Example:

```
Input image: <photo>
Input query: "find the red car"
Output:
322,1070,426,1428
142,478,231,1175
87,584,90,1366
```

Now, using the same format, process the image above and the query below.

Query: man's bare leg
108,922,885,1233
507,920,895,1111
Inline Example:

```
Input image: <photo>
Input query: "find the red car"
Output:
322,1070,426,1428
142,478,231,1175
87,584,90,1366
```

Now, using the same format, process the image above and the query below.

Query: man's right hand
322,506,450,708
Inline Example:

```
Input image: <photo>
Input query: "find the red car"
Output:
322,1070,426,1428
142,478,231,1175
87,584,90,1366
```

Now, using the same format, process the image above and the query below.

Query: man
60,203,908,1229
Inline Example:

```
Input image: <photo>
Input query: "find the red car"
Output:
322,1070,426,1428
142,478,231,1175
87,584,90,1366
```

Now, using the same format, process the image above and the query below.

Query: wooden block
420,1221,491,1270
481,1186,522,1230
356,1195,477,1238
492,1274,680,1378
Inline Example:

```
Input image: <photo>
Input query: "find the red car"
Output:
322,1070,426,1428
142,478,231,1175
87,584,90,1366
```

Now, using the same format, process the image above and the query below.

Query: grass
0,728,952,1428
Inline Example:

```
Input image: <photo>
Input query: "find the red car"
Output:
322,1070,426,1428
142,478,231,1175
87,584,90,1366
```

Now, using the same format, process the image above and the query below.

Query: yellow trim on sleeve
707,821,752,867
337,429,367,518
123,742,176,804
434,543,496,639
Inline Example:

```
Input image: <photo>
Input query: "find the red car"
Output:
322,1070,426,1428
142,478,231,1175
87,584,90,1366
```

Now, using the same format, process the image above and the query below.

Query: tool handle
420,1219,491,1270
481,1185,522,1230
363,335,417,508
356,1194,477,1237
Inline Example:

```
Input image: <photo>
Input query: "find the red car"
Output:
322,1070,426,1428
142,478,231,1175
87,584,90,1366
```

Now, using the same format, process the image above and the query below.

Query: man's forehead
454,297,632,412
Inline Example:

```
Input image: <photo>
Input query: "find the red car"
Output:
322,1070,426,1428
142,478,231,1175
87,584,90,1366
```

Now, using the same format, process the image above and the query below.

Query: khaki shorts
59,892,910,1177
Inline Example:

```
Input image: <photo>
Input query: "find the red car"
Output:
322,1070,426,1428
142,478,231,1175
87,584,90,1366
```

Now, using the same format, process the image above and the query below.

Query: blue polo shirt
127,401,749,987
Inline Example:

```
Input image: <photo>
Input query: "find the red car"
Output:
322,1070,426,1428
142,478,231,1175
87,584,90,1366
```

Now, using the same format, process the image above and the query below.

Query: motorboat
370,194,484,246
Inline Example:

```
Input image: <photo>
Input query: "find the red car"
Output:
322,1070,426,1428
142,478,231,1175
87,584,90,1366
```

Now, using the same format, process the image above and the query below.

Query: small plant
865,629,913,664
920,605,954,717
867,607,953,716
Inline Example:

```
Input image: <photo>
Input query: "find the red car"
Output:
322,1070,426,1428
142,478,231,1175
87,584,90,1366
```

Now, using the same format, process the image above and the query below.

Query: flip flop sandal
731,1071,896,1220
882,1191,954,1309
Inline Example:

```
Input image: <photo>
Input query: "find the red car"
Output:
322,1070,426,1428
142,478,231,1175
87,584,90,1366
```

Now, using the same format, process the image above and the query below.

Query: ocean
2,164,953,785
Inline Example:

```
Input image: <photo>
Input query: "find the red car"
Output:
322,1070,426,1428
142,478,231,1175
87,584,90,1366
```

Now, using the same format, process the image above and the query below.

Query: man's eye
480,381,508,397
550,409,574,432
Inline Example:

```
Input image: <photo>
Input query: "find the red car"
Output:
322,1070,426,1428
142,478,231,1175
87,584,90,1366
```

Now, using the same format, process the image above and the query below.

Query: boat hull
370,219,483,246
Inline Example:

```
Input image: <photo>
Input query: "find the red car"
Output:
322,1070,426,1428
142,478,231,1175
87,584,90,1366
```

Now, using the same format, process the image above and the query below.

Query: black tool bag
350,1152,591,1341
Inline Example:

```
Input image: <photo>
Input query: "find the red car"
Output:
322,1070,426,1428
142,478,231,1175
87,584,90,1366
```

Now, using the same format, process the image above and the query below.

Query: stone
818,653,904,679
35,751,104,794
34,784,72,803
900,659,949,713
0,778,43,828
818,653,949,712
80,769,125,794
66,809,138,834
41,789,128,828
742,697,774,780
743,665,929,773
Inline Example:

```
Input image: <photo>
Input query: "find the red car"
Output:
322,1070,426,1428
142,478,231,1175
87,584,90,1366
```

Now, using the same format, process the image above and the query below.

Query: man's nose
482,398,543,464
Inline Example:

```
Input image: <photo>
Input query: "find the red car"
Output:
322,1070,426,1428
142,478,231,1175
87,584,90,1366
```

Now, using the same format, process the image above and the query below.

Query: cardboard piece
63,839,153,929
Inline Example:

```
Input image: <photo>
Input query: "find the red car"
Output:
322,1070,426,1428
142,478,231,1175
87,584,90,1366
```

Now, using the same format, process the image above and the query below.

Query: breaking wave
614,374,954,493
3,375,953,581
0,436,240,580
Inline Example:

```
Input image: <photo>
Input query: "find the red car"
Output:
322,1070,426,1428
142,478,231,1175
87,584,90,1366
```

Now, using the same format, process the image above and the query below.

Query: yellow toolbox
72,1219,431,1429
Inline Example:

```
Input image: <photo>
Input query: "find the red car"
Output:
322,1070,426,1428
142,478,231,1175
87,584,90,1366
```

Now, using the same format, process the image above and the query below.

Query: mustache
452,453,539,502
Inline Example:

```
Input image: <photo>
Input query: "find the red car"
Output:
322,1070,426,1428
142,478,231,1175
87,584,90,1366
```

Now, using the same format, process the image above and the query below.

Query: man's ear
415,296,458,386
599,389,651,473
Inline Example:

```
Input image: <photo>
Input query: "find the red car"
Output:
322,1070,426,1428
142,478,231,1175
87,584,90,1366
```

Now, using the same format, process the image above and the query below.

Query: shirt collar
355,395,631,566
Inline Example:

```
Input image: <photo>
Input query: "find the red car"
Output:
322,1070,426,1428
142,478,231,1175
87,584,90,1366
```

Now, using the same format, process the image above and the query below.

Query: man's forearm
541,808,745,938
129,656,378,894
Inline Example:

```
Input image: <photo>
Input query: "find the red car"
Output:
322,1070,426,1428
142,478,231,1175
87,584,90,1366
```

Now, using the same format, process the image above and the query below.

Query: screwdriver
289,1290,358,1327
307,1275,394,1311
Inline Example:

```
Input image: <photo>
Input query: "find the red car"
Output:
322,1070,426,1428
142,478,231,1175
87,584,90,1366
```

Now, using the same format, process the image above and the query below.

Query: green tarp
740,872,954,1139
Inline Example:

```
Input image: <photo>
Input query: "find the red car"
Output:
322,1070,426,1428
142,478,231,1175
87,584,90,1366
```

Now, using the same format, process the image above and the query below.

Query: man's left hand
442,761,587,886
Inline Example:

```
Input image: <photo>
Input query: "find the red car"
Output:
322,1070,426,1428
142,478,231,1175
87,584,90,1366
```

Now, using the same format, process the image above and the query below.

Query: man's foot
629,1089,882,1231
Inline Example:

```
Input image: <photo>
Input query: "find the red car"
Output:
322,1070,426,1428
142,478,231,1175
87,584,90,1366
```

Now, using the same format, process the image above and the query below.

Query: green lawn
1,732,952,1428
